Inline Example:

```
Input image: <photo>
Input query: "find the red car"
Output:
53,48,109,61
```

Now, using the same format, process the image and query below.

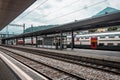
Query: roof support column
0,34,1,38
31,36,33,46
60,31,63,50
23,24,25,33
1,39,5,44
23,37,25,46
71,30,74,50
16,38,18,45
55,36,58,49
35,35,38,48
6,40,8,45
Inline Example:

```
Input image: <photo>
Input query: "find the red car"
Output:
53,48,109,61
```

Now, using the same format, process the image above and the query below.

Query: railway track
0,47,85,80
2,45,120,75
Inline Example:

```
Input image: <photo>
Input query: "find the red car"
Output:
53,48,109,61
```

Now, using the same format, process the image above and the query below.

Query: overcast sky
1,0,120,34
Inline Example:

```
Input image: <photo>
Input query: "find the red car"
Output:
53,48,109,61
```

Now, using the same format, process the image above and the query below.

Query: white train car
67,31,120,46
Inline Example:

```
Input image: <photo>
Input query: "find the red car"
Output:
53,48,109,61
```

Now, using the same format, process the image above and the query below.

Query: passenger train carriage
67,31,120,50
15,31,120,51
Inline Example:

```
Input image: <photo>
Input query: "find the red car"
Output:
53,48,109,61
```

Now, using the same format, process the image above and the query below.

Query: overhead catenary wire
27,0,83,20
15,0,48,23
47,0,108,22
40,0,82,18
13,0,109,26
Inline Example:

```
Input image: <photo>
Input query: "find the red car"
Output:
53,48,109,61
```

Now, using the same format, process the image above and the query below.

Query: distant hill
92,7,119,17
24,25,58,33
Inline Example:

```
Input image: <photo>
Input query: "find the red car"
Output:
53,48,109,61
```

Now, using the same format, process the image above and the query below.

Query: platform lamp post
71,30,74,50
31,24,33,46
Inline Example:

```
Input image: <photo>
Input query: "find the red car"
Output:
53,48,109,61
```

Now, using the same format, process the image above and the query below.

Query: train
67,31,120,50
10,31,120,51
17,38,36,45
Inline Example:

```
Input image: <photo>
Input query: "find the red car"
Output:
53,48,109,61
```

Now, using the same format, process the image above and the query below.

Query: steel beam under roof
3,11,120,40
0,0,36,30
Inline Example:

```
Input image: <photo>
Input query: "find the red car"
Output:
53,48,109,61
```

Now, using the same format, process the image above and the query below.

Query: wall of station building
2,34,67,49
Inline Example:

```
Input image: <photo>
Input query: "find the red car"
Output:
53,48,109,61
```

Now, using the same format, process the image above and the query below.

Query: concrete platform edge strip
0,51,34,80
0,58,21,80
0,51,48,80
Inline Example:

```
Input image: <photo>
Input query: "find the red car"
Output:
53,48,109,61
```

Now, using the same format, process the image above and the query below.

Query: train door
90,37,97,49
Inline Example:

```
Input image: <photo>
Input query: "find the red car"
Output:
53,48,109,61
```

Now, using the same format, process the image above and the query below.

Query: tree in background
88,29,97,33
107,26,118,31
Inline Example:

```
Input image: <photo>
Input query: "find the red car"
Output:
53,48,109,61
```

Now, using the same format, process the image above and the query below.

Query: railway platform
0,50,48,80
0,58,21,80
7,45,120,63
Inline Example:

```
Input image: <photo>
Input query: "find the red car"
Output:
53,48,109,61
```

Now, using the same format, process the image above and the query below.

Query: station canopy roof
0,0,36,30
3,11,120,40
24,7,120,33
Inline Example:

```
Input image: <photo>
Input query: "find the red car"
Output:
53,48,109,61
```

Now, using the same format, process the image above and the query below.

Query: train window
100,36,105,38
67,37,71,40
108,35,115,38
117,43,120,46
80,37,84,39
107,43,113,46
109,36,114,38
85,36,89,39
99,43,104,46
